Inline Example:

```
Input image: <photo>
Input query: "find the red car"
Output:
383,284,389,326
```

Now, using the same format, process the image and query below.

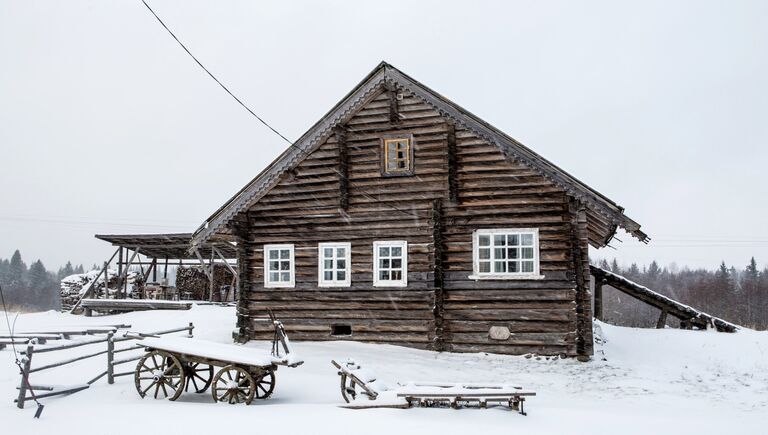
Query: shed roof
192,62,648,248
95,233,236,260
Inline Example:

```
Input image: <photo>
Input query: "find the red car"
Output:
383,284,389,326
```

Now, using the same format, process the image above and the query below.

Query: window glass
374,241,407,286
318,243,351,286
384,138,411,174
473,230,539,277
264,245,294,287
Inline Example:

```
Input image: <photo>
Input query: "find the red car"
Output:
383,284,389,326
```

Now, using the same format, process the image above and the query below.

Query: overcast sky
1,0,767,271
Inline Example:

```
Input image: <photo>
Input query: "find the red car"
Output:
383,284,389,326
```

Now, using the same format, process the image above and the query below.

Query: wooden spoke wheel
253,368,276,399
184,362,214,393
212,365,255,405
134,350,186,401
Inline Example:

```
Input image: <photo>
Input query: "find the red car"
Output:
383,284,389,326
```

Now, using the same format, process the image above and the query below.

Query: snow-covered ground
1,305,766,434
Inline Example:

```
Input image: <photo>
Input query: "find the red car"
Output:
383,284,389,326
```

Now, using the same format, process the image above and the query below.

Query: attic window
382,136,413,175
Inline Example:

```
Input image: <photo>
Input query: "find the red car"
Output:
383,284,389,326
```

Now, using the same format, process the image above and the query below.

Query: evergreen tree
27,260,49,304
75,264,85,274
745,257,759,280
58,261,75,280
647,261,661,280
742,257,760,327
610,258,620,273
7,250,27,292
715,261,730,285
0,258,9,284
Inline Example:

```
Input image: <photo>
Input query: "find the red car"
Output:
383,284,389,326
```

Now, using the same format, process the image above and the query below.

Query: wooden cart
133,318,301,405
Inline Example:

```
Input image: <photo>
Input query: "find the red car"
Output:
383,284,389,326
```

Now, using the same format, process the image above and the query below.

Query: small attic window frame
381,134,414,176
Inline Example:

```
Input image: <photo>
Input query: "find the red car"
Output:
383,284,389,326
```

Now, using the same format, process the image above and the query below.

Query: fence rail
15,323,194,408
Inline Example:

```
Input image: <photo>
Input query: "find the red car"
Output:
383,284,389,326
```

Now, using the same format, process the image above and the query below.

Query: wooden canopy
191,61,648,249
95,233,236,260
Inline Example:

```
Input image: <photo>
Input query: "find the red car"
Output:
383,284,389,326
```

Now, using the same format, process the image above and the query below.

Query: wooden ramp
590,265,738,332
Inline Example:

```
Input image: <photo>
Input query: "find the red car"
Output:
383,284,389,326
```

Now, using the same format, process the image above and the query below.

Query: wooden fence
15,323,194,408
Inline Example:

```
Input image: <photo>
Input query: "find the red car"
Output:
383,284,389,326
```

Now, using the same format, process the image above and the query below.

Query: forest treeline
594,257,768,330
0,250,87,311
1,248,767,331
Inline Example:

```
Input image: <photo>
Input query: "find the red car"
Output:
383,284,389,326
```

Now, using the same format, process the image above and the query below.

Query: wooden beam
594,281,603,321
336,126,349,210
431,198,446,352
213,246,237,277
386,81,399,124
116,247,124,296
150,258,158,282
121,248,141,299
446,122,458,204
656,310,667,329
209,248,216,302
193,249,211,279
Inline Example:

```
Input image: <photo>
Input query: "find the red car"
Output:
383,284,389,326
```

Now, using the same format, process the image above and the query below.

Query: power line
139,1,425,221
140,0,292,145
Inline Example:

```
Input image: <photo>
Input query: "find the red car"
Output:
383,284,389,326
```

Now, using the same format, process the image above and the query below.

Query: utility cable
139,0,425,221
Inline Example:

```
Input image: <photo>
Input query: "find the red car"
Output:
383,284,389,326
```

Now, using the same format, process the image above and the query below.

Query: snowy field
1,305,767,435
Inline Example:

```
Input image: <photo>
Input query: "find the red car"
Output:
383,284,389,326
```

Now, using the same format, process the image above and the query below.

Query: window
471,229,543,279
264,244,294,287
373,241,408,287
318,242,351,287
382,136,413,175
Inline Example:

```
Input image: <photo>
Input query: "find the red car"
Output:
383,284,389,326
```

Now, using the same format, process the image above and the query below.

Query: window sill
318,282,351,288
373,282,408,288
467,273,546,281
264,283,295,288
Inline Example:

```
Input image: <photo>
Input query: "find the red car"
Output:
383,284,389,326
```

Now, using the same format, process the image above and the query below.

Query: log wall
233,86,592,357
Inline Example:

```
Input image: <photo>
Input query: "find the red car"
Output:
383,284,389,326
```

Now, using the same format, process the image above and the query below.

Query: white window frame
263,244,295,288
318,242,352,287
469,228,544,280
373,240,408,287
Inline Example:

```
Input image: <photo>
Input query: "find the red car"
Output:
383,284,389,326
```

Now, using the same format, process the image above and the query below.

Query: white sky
1,0,767,271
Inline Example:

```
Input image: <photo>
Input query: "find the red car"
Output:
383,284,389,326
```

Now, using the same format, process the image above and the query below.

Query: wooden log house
191,62,649,359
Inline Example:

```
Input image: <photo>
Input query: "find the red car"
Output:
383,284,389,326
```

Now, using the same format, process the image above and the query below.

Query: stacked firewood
175,266,235,301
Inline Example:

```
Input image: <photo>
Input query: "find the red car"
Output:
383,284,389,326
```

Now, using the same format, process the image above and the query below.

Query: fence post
16,339,36,409
188,322,194,338
107,331,115,384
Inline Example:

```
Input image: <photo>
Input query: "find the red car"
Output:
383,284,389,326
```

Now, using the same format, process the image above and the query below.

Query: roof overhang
96,233,236,260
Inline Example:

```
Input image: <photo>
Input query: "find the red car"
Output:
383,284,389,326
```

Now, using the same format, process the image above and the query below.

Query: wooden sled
331,359,535,415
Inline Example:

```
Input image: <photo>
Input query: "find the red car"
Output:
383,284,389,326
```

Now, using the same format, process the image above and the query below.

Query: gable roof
191,61,648,248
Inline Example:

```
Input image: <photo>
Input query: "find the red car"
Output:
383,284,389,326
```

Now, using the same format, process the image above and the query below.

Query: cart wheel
212,365,255,405
184,362,214,393
134,350,186,401
253,368,275,399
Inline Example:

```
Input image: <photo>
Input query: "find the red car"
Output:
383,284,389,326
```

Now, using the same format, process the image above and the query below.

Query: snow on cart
332,359,535,415
131,313,301,405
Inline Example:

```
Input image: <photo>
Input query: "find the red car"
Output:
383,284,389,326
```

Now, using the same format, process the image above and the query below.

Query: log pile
60,270,143,310
175,266,235,301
